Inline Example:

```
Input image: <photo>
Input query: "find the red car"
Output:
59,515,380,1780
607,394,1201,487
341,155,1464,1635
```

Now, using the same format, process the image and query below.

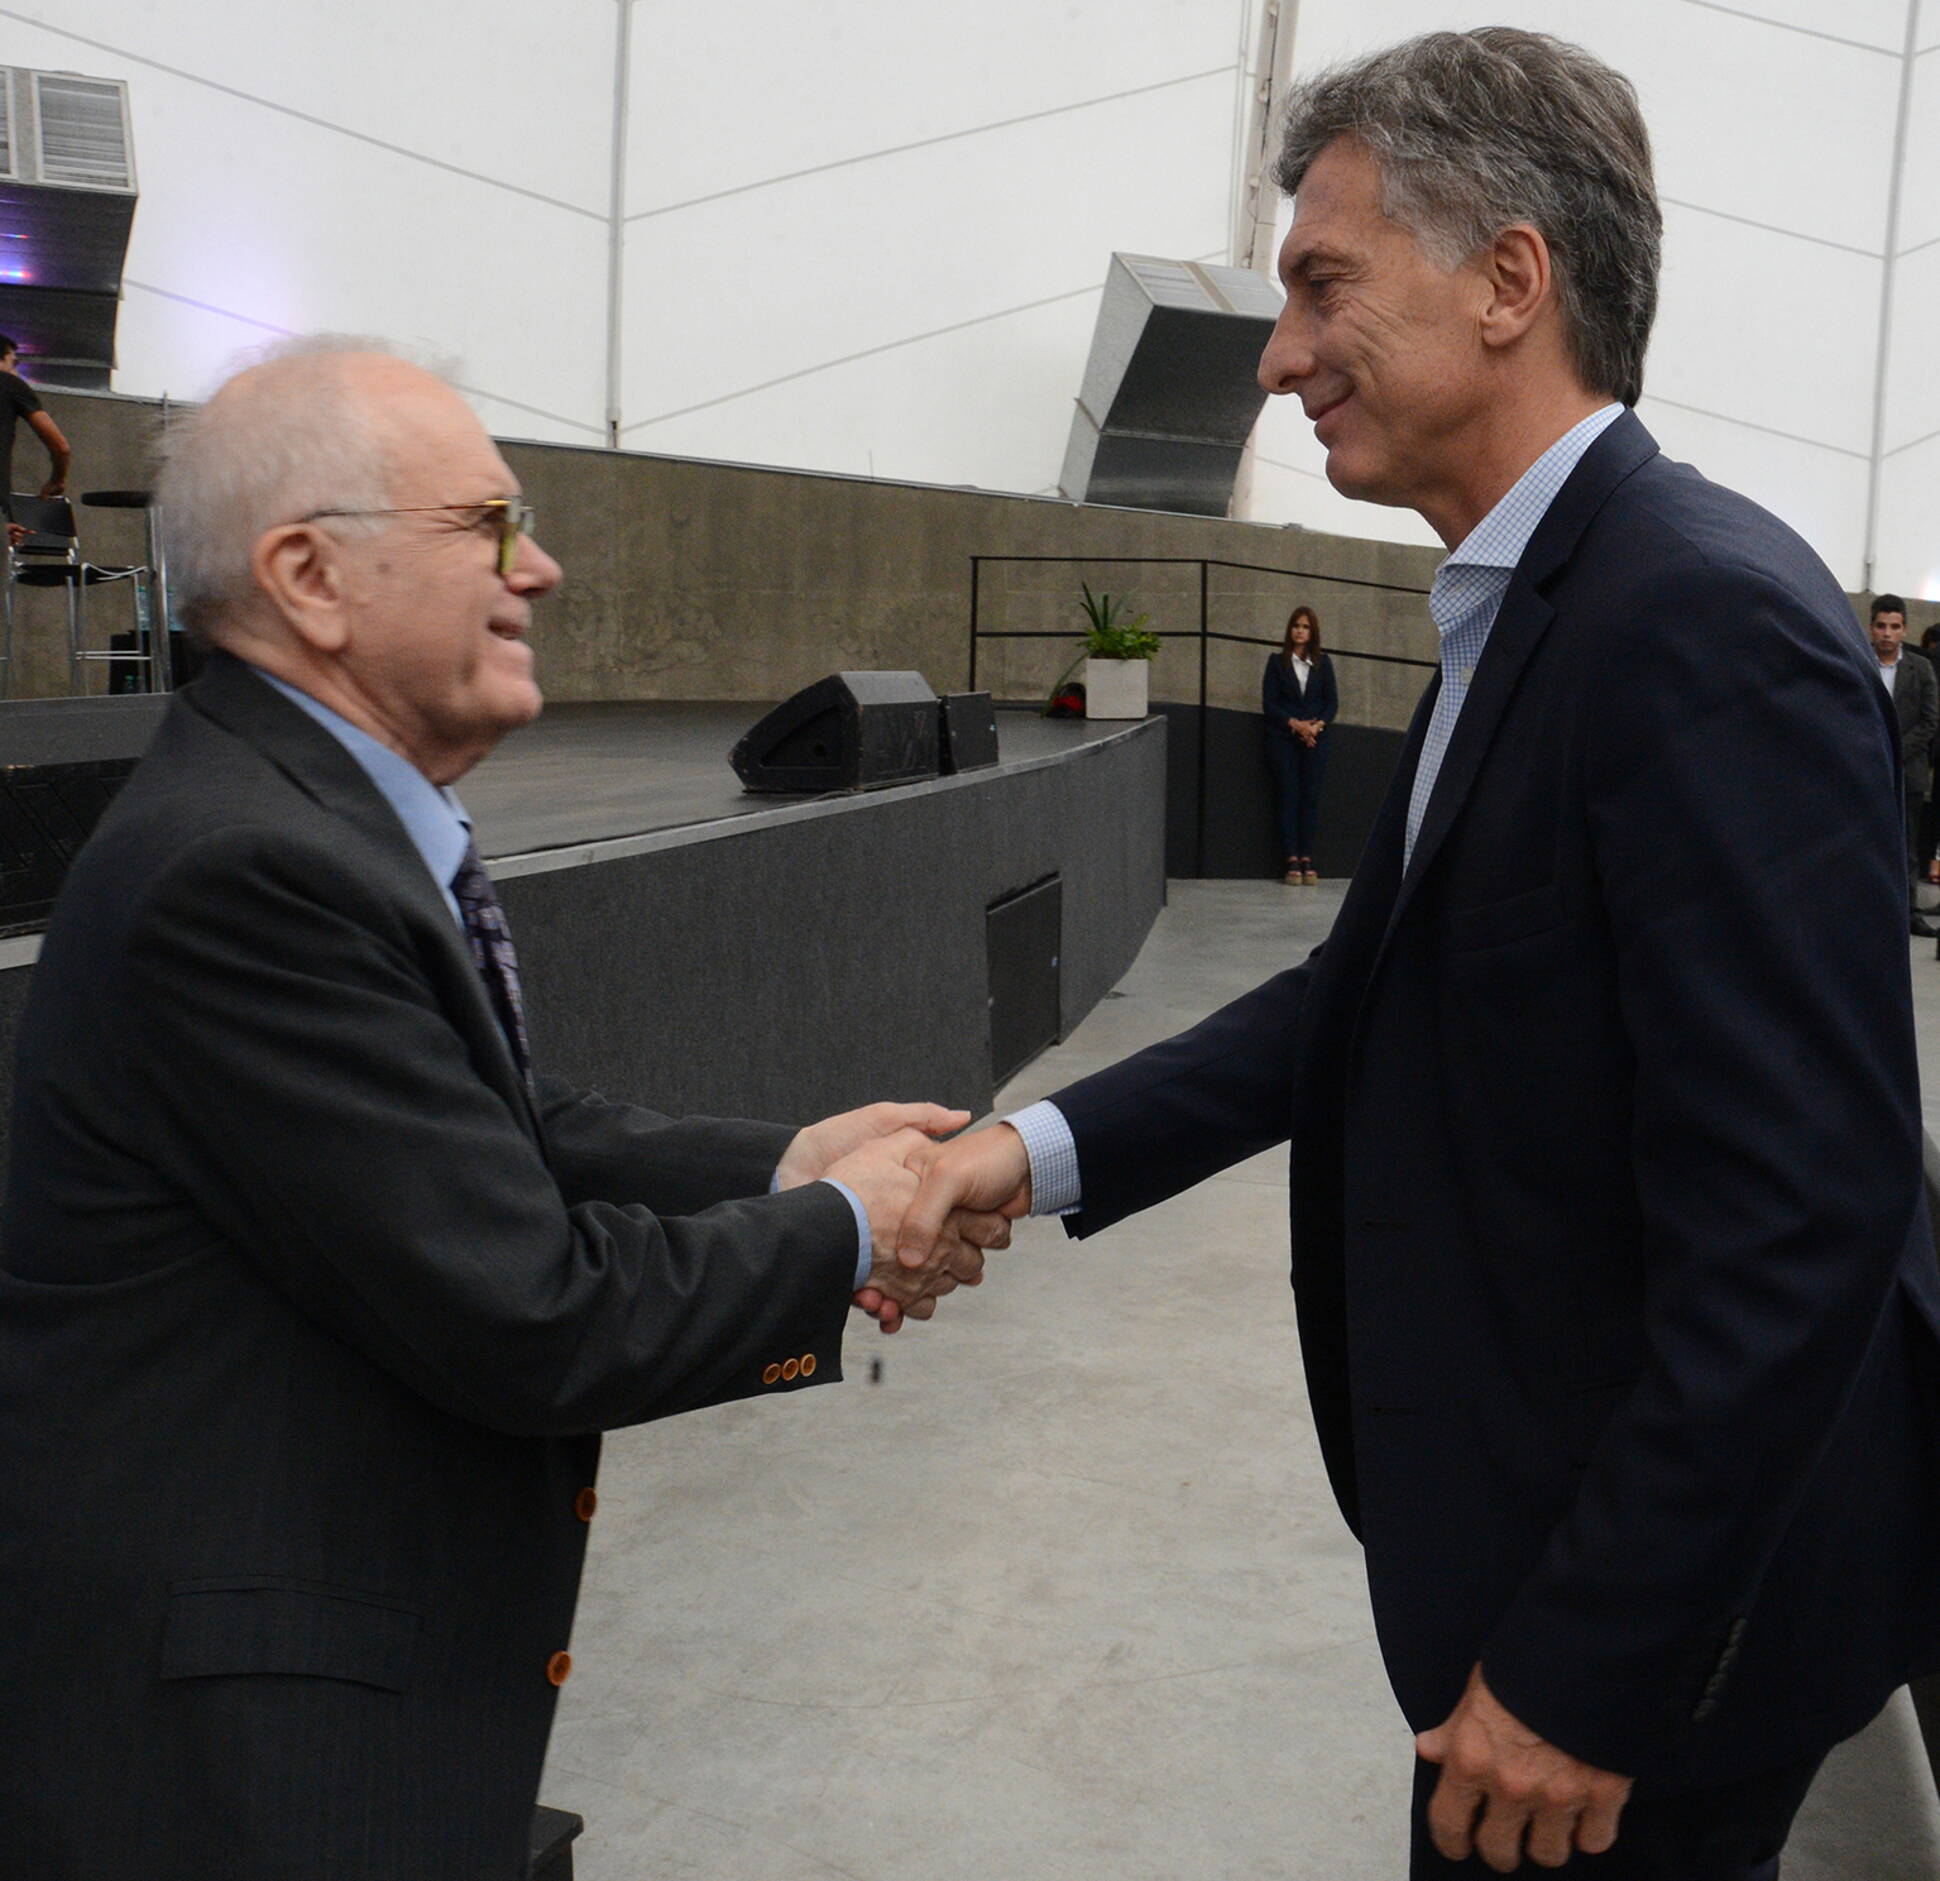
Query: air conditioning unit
1060,254,1282,518
0,65,138,390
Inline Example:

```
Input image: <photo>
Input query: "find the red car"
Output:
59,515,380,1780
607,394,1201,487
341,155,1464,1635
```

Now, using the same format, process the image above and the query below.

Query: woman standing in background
1262,604,1337,886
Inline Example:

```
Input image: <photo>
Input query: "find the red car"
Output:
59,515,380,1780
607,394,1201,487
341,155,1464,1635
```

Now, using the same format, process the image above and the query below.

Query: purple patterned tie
451,837,533,1088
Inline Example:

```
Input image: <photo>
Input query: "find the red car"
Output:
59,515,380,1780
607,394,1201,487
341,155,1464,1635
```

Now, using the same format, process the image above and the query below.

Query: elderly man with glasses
0,339,994,1881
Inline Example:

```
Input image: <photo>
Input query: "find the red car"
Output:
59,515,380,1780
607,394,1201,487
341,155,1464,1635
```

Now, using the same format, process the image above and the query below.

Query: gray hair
1274,28,1661,408
155,335,451,638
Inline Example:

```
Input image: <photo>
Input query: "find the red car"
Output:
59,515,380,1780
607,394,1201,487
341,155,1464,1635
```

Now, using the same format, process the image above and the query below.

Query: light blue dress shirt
252,666,874,1285
1009,404,1626,1217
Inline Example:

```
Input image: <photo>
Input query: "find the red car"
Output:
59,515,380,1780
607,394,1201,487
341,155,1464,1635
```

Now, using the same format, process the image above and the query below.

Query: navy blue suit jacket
1051,413,1940,1786
1263,650,1338,733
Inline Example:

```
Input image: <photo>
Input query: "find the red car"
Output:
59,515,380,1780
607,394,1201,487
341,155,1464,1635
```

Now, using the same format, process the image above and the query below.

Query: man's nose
1258,308,1313,397
509,532,563,595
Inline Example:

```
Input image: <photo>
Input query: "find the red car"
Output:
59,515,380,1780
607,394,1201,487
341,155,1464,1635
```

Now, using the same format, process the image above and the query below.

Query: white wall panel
6,0,616,212
1882,242,1940,459
625,0,1239,214
1286,0,1897,254
1638,392,1870,582
1700,0,1906,53
1900,50,1940,255
1651,207,1878,457
619,79,1234,485
0,12,609,435
632,293,1106,492
1877,433,1940,597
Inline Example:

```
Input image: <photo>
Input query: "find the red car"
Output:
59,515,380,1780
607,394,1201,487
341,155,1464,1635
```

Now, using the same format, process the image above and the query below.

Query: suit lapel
182,654,542,1136
1379,410,1662,945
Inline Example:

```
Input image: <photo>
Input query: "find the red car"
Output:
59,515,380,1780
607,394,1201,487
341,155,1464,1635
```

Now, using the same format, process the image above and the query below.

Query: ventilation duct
1059,253,1282,518
0,66,138,390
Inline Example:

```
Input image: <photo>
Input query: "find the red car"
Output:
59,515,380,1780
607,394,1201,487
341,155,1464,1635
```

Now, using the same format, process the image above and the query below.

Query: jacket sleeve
1263,655,1292,724
1048,954,1315,1236
114,828,858,1437
533,1079,794,1215
1914,658,1939,777
1476,560,1923,1774
1315,654,1340,725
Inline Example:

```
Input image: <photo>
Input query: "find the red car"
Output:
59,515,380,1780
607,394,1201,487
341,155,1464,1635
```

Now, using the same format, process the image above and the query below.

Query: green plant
1078,581,1160,660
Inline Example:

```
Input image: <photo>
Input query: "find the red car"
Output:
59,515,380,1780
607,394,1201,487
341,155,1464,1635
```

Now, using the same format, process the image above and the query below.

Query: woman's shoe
1284,857,1302,886
1301,866,1319,886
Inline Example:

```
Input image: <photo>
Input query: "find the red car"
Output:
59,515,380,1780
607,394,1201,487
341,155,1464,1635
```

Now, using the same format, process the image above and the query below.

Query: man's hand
5,522,22,549
897,1124,1033,1263
36,476,63,499
1417,1667,1632,1872
775,1100,969,1190
818,1127,1003,1334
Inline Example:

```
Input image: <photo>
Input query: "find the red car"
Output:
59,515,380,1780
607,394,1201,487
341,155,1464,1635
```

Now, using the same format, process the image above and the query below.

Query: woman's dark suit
1262,649,1339,860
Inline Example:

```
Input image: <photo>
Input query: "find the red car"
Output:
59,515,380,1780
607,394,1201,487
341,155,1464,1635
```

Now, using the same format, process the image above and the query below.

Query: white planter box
1083,657,1149,720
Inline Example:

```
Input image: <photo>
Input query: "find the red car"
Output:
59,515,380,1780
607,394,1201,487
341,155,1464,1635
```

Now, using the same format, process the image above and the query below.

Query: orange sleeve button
800,1353,817,1377
546,1651,573,1687
574,1487,598,1522
762,1363,782,1385
780,1357,800,1381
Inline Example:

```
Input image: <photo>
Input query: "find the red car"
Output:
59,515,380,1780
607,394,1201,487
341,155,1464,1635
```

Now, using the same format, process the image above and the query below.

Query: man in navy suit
891,28,1940,1877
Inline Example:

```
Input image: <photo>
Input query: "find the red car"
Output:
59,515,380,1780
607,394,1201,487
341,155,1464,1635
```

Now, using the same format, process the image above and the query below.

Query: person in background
1262,603,1338,885
1868,593,1937,936
0,334,71,547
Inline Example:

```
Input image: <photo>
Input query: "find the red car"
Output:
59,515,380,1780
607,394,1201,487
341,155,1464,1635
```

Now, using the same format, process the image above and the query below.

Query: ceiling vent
31,74,134,193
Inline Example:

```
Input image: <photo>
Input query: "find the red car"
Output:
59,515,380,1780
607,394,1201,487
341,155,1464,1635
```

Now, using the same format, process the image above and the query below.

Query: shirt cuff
1006,1100,1081,1215
773,1165,873,1290
821,1178,874,1290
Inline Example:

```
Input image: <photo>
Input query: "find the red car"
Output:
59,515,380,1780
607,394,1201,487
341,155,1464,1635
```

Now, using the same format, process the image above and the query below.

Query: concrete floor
538,882,1940,1878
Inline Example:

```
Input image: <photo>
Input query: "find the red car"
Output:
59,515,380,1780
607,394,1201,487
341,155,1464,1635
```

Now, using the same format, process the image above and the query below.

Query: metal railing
968,553,1438,871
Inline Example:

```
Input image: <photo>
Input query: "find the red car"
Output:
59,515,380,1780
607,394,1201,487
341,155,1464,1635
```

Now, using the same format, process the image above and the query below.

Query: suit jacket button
800,1353,817,1377
574,1487,598,1522
547,1651,573,1687
762,1363,782,1385
781,1357,801,1381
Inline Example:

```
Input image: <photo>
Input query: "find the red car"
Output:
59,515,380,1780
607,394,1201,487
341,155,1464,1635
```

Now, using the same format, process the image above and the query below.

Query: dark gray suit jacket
1888,648,1938,801
0,656,860,1880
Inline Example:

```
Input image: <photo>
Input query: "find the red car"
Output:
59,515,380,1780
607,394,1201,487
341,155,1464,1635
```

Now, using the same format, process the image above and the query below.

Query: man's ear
1478,223,1555,352
251,523,352,654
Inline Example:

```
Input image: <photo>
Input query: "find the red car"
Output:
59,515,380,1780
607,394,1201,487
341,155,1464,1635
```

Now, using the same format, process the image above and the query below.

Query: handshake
775,1102,1036,1333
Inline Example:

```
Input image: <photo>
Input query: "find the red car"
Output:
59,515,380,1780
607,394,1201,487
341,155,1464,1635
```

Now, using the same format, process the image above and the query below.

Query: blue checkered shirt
1010,404,1624,1216
1404,404,1623,868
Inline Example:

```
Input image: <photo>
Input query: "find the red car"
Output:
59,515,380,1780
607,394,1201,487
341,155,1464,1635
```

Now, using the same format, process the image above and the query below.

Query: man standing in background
0,333,70,543
1870,592,1938,935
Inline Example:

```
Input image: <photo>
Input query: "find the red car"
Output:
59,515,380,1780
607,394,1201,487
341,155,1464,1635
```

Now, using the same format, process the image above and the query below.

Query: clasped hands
776,1104,1033,1333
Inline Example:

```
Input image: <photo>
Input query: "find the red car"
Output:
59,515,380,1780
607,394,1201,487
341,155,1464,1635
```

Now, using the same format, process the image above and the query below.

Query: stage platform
461,702,1132,862
0,699,1168,1170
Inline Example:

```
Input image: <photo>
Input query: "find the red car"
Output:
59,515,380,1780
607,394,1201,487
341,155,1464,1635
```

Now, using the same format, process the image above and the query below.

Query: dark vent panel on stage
730,671,940,794
987,873,1062,1085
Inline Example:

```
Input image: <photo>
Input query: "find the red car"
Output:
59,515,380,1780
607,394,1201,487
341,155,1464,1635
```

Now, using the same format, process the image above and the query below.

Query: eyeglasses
299,495,538,577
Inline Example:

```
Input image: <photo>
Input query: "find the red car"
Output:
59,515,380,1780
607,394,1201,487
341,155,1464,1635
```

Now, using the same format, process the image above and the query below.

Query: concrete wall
16,384,1935,726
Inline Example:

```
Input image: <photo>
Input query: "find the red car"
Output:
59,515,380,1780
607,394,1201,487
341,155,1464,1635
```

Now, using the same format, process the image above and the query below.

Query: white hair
154,334,458,638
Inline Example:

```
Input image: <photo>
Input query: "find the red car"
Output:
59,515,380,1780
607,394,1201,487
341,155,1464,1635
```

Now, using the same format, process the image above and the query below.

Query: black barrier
966,553,1437,877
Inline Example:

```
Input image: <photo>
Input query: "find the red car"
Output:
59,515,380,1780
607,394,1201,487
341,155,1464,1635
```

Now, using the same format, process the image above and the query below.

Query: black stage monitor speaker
937,692,998,775
731,672,940,794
